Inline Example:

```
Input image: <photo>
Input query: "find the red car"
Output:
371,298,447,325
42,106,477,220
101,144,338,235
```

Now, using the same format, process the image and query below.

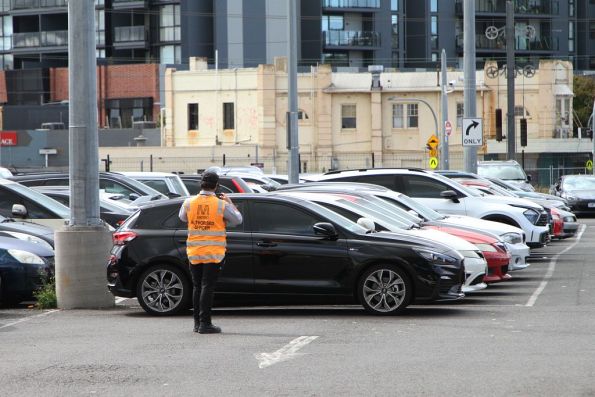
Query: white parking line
115,297,128,304
525,224,587,307
0,309,59,330
255,336,319,369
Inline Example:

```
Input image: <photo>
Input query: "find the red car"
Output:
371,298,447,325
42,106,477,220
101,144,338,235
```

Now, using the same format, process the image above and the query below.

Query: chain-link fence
525,166,593,191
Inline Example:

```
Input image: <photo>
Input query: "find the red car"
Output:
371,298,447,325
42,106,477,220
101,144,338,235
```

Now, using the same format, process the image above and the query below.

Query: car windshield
113,175,165,197
167,176,190,196
306,201,368,234
7,183,70,218
563,176,595,190
320,197,413,230
478,164,527,180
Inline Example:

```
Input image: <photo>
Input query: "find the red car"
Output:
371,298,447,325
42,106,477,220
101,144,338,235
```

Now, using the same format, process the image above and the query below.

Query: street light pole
506,1,516,161
463,0,477,173
287,0,300,184
440,49,449,170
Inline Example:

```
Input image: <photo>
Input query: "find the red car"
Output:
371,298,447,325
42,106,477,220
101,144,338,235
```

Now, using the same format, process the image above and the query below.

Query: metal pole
592,99,595,175
54,0,113,310
463,0,477,173
506,1,516,161
440,49,449,170
287,0,300,183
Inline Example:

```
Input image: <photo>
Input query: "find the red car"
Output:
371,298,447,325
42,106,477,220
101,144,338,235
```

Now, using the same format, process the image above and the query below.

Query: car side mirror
12,204,27,218
440,190,460,203
356,217,376,233
313,222,338,239
167,192,181,198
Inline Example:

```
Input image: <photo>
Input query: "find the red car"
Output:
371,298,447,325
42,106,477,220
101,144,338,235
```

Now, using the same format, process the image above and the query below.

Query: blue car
0,236,54,306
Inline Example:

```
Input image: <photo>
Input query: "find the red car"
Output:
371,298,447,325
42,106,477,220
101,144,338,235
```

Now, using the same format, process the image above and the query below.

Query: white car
279,182,530,271
314,168,550,248
277,191,488,293
117,172,189,198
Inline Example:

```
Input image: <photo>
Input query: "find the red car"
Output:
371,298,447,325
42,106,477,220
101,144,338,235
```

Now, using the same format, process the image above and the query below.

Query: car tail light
551,208,561,220
232,179,245,193
113,231,137,246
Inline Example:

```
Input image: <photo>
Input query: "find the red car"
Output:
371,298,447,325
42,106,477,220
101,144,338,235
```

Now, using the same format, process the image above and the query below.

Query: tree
573,75,595,136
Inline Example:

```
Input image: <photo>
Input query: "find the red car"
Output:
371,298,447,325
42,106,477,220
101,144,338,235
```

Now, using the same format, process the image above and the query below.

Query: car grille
536,211,549,226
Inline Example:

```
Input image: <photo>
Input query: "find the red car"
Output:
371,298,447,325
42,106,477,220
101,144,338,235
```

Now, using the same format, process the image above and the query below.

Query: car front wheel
136,264,191,316
358,264,412,315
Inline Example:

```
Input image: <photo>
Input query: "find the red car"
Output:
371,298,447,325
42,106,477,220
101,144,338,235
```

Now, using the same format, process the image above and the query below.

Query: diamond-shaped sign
427,134,439,150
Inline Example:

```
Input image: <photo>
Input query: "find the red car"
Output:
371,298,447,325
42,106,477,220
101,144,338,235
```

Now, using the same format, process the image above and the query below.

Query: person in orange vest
179,171,243,334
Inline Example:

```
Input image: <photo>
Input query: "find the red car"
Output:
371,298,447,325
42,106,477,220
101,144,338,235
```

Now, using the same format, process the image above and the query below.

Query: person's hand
219,193,232,204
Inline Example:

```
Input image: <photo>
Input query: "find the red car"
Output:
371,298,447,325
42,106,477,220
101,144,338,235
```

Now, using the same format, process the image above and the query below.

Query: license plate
588,203,595,208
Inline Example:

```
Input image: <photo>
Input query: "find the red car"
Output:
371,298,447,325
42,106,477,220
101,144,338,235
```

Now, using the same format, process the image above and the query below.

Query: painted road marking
526,224,587,307
0,309,59,330
255,336,319,369
115,297,128,304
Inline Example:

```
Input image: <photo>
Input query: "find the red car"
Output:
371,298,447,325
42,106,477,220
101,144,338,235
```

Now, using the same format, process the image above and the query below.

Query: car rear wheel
136,264,191,316
358,264,412,315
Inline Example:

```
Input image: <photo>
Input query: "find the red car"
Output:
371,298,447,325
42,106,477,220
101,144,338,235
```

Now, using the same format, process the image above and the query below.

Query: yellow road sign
427,134,439,150
429,157,439,169
429,149,438,158
587,160,593,171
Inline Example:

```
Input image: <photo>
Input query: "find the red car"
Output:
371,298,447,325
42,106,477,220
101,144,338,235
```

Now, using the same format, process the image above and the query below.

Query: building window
223,102,235,130
393,104,418,128
160,4,181,42
407,104,418,128
105,98,153,129
430,16,438,50
188,103,198,130
456,102,464,127
392,104,404,128
569,0,574,16
297,110,309,120
391,0,398,11
96,49,105,59
590,22,595,39
341,104,356,129
431,52,438,62
322,15,344,31
391,51,399,68
514,105,530,117
160,45,181,64
95,9,105,46
391,14,398,47
0,15,12,52
430,0,438,12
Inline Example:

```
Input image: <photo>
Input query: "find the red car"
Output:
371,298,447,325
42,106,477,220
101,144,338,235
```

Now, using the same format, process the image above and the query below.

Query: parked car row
0,165,586,310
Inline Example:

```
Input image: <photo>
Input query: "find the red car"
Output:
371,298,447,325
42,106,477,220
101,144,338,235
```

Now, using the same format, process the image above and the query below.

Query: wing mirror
356,217,376,233
440,190,460,203
167,192,182,198
313,222,338,239
12,204,27,218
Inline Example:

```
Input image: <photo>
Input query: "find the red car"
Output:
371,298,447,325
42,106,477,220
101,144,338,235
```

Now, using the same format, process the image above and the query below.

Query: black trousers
189,262,222,325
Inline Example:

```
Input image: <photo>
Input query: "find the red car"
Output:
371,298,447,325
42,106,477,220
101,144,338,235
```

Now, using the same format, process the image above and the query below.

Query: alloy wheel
362,268,406,313
141,269,184,313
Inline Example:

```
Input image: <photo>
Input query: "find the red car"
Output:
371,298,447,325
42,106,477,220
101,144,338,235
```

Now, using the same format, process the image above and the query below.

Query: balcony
323,30,380,49
322,0,380,9
455,0,559,15
113,26,148,49
10,0,66,10
456,33,559,52
12,30,67,49
112,0,147,9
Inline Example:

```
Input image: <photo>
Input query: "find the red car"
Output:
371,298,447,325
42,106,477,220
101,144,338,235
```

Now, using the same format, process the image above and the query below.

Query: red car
426,225,512,283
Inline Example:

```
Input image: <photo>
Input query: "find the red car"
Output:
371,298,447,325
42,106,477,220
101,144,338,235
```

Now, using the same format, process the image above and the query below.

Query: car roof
117,171,180,177
277,181,393,193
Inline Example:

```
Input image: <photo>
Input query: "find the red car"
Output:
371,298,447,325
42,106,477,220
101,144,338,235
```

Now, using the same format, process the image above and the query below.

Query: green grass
34,277,57,309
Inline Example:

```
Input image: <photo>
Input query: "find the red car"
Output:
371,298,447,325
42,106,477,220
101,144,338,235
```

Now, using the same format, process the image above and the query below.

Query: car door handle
256,241,277,248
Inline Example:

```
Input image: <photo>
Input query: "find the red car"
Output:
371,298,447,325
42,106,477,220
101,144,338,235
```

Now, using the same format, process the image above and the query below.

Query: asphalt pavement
2,219,595,396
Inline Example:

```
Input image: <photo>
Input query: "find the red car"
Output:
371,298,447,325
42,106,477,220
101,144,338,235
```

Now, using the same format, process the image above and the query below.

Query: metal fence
525,166,593,191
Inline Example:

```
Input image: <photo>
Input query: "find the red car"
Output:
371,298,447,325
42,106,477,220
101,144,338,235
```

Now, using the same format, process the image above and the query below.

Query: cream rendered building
152,57,581,173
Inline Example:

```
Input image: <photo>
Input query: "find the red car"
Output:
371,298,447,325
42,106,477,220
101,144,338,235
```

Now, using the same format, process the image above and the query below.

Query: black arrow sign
465,120,479,136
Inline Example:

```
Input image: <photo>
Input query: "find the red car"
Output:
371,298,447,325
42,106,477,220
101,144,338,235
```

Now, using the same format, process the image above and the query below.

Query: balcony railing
114,26,148,43
322,0,380,9
455,0,559,15
12,30,67,48
323,30,380,48
456,33,559,51
11,0,67,10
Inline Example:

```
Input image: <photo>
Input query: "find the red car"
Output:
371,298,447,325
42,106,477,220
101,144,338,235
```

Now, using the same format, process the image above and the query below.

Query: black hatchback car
107,195,465,316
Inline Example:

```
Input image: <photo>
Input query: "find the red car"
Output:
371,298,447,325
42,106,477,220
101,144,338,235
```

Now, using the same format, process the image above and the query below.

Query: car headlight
8,249,45,265
2,231,53,251
523,209,539,224
413,248,459,266
500,232,522,244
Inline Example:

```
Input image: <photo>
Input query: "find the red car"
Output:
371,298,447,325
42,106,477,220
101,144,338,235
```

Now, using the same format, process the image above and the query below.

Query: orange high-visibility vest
185,195,227,265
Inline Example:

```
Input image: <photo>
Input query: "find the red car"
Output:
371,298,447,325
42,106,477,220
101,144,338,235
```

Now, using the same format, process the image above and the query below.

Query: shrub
34,277,57,309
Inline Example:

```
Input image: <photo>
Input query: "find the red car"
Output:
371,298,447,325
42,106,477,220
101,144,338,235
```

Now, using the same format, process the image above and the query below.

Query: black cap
201,171,219,185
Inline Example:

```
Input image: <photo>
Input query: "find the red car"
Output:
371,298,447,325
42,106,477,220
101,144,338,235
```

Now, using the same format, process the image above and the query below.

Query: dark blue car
0,236,54,306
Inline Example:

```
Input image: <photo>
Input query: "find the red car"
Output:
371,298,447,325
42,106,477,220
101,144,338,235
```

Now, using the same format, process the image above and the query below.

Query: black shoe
193,324,200,333
198,323,221,334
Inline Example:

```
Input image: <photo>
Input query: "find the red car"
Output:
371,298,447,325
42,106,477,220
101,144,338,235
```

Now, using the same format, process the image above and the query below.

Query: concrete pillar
55,227,114,309
370,91,383,166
